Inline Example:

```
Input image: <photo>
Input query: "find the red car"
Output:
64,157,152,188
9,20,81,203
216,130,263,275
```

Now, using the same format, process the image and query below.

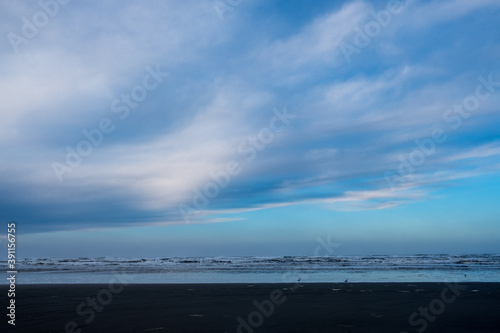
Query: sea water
2,254,499,284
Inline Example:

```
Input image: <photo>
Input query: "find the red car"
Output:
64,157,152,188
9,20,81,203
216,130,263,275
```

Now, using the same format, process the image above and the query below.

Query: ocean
3,254,499,284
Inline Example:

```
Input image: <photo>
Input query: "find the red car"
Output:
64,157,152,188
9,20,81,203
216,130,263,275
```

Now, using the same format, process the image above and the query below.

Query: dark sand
3,283,500,332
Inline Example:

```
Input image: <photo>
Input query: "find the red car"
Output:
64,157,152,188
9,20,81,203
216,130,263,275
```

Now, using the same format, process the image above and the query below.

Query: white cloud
447,142,500,161
1,0,499,233
258,1,370,70
400,0,500,30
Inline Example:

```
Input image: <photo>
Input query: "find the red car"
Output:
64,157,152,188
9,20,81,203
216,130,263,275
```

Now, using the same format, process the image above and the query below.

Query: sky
1,0,499,258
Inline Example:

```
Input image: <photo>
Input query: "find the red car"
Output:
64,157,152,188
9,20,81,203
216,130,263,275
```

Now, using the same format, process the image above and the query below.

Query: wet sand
4,282,500,332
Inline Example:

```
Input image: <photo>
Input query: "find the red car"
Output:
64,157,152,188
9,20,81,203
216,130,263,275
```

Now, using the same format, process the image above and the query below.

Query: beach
6,282,500,332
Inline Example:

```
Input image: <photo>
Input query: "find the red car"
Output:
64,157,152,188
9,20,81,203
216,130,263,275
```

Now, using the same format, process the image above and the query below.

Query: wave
3,254,499,274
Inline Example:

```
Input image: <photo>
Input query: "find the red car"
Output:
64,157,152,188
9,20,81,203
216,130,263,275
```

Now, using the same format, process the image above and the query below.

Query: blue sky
1,0,500,257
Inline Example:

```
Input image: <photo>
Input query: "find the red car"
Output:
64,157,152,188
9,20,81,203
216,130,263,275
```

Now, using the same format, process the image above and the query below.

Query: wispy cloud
1,0,499,238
